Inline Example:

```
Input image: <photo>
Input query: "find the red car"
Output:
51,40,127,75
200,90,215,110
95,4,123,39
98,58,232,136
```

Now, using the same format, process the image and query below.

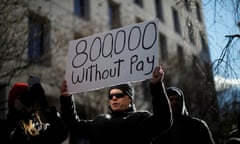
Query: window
200,32,208,51
155,0,164,22
172,8,181,35
159,33,168,60
199,32,210,62
136,17,143,23
74,32,84,40
108,1,121,29
134,0,143,8
196,2,202,22
28,12,50,65
74,0,89,20
187,20,195,45
184,0,191,12
177,45,184,64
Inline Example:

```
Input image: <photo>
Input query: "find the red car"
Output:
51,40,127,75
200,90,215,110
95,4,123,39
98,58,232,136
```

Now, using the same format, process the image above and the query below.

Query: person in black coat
225,113,240,144
152,86,215,144
60,65,173,144
5,82,68,144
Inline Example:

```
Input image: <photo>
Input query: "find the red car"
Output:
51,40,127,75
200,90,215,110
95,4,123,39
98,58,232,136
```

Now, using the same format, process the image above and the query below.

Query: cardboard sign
65,19,159,94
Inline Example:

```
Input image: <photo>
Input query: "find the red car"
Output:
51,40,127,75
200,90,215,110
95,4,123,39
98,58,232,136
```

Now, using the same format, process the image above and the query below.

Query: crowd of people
60,65,172,144
1,65,239,144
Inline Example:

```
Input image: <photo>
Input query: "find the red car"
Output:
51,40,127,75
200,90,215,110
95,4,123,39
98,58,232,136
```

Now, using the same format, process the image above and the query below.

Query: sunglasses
108,93,126,99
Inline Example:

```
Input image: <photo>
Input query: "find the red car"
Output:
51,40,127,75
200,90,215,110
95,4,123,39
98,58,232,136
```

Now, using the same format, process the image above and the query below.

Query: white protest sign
65,19,159,94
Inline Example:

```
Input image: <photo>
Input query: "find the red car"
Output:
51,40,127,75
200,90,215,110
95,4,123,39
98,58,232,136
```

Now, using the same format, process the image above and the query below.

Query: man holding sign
60,65,172,144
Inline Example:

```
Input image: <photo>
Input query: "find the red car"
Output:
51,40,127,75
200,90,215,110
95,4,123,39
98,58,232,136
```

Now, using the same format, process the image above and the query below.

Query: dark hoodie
60,81,172,144
165,87,188,118
5,82,68,144
152,86,215,144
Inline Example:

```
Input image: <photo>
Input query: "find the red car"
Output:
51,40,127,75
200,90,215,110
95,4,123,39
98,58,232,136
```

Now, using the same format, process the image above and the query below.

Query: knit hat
109,83,134,100
8,83,29,109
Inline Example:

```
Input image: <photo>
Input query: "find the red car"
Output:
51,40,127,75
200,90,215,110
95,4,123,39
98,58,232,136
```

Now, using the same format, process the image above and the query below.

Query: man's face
109,89,132,112
13,97,33,113
168,95,183,115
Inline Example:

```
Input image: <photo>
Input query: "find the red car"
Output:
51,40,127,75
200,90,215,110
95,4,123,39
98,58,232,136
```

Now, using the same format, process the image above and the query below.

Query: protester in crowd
5,81,68,144
152,86,215,144
60,65,173,144
225,113,240,144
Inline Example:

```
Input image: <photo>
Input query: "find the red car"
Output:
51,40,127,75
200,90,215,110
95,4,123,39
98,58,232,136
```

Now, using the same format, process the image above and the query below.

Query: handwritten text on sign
65,19,159,94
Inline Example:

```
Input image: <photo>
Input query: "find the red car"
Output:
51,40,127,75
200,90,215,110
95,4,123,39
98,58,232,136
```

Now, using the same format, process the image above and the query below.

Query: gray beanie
108,83,134,100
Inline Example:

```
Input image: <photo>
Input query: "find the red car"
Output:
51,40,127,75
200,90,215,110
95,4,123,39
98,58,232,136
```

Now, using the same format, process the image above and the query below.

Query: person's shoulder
95,113,112,120
0,119,9,141
136,110,151,113
0,119,8,129
133,110,152,116
187,116,209,126
191,116,205,122
228,129,240,138
225,137,240,144
187,116,202,121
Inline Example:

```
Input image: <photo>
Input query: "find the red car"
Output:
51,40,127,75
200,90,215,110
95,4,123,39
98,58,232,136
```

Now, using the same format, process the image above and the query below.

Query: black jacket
152,86,215,144
60,81,172,144
6,107,68,144
5,83,68,144
225,113,240,144
152,115,215,144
